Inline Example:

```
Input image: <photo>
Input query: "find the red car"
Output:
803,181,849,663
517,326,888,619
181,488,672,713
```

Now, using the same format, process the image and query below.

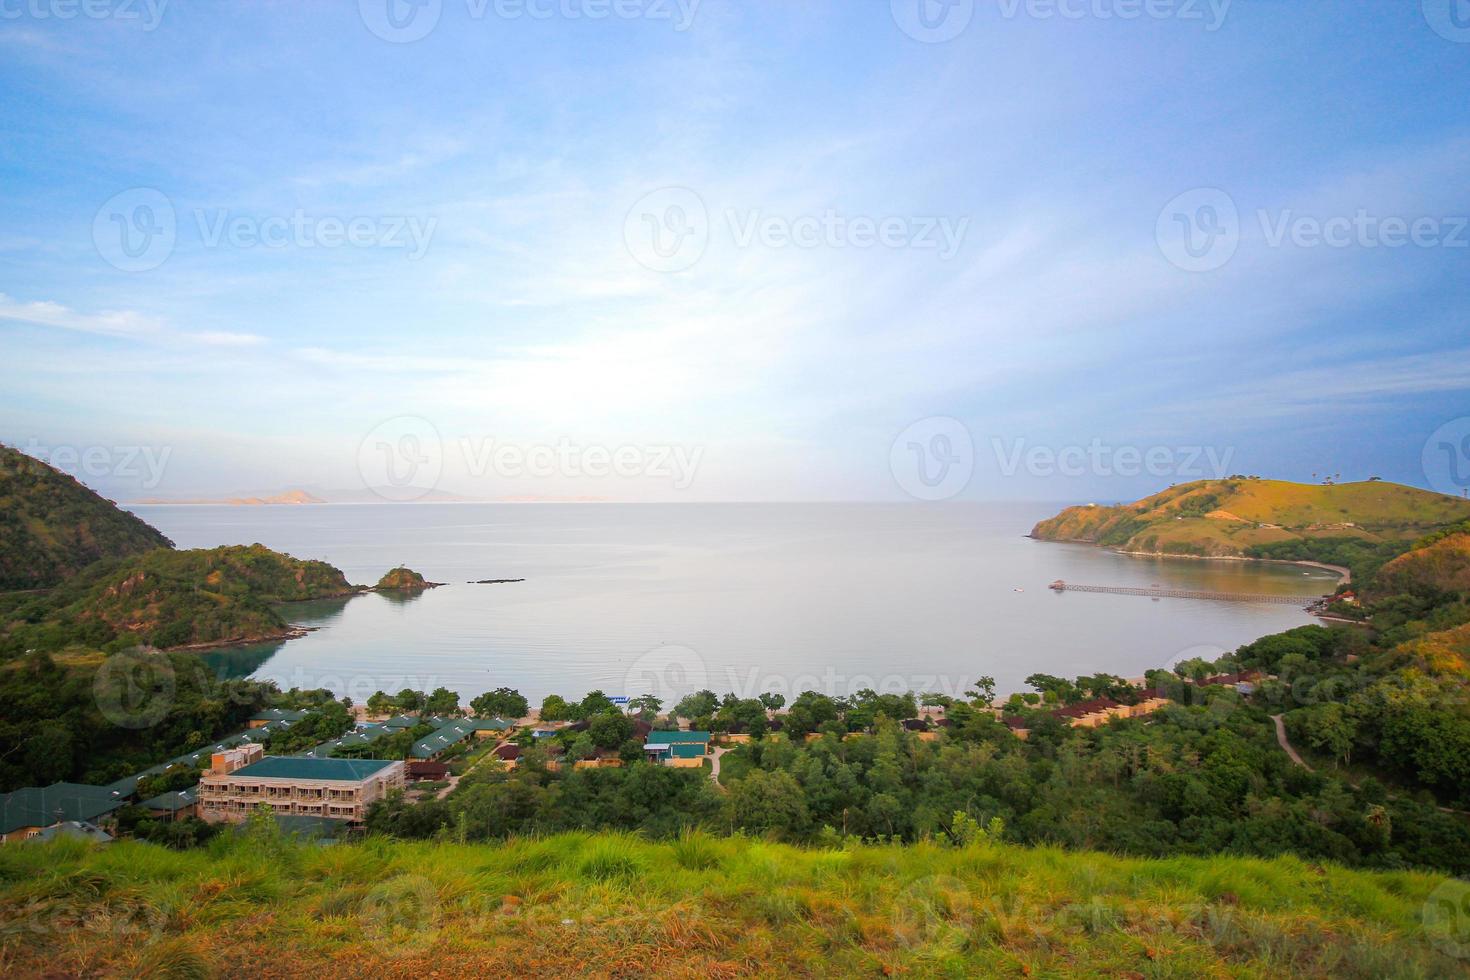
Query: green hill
1031,479,1470,566
1371,528,1470,599
2,544,358,651
0,444,172,590
1,831,1463,978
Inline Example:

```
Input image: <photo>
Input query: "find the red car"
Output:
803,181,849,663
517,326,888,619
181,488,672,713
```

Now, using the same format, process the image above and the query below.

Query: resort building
0,783,127,843
197,751,405,825
643,730,710,767
405,760,449,781
410,717,517,759
141,788,198,821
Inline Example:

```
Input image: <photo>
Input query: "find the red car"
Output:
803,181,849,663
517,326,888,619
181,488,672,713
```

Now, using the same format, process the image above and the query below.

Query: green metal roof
669,742,706,759
0,783,127,834
249,709,310,723
411,725,470,758
140,788,198,811
462,717,514,730
34,821,113,843
228,757,398,782
645,730,710,745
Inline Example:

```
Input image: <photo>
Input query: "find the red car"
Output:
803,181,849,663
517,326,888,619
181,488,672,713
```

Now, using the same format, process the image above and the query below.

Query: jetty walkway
1049,580,1323,606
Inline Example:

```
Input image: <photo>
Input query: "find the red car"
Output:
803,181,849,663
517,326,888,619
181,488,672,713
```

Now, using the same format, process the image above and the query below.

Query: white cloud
0,294,265,348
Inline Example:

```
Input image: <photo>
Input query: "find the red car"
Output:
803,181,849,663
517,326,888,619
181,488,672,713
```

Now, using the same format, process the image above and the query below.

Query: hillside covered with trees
0,443,172,590
0,454,390,791
0,544,358,653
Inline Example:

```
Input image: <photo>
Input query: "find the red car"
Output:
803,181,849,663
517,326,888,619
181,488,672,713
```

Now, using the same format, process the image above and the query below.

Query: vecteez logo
0,0,169,31
1423,0,1470,44
360,0,701,43
890,416,975,501
93,187,177,272
1423,418,1470,498
624,187,710,273
891,0,974,43
358,416,445,502
360,0,442,43
1156,188,1240,273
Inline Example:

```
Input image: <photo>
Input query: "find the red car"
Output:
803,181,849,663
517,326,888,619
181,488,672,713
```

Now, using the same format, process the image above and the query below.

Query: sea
127,502,1334,707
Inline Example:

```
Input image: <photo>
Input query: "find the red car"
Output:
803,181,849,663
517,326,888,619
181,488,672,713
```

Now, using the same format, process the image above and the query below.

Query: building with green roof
197,755,405,825
643,730,711,767
1,783,127,841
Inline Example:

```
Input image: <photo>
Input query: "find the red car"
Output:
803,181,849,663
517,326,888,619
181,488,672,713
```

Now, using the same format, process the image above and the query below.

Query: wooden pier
1048,580,1322,606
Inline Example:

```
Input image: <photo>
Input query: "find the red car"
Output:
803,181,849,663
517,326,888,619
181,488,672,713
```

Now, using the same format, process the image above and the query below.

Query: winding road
1269,713,1468,816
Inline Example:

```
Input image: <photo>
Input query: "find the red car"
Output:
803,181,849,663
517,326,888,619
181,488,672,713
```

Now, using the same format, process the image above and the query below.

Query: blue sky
1,1,1467,502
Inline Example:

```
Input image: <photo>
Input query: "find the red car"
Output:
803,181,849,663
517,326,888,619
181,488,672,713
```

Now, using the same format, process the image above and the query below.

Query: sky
1,0,1467,504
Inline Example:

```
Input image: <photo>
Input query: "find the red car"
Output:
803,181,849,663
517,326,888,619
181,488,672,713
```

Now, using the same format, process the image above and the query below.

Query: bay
129,502,1333,706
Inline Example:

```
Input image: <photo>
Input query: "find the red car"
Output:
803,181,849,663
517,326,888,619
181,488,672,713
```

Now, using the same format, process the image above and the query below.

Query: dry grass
1,831,1466,978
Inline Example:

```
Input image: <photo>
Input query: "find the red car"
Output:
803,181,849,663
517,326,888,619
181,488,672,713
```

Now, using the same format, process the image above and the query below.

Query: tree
539,694,572,722
716,698,769,737
566,733,597,761
577,690,617,720
366,691,392,716
728,769,809,838
589,712,634,750
758,692,786,712
673,690,720,722
1025,673,1077,704
964,676,996,706
23,722,74,786
785,691,838,736
628,694,663,722
395,689,425,713
425,687,461,716
471,687,529,720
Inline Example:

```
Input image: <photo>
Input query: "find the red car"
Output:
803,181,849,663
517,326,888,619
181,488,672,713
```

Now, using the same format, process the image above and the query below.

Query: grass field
2,828,1467,978
1031,479,1470,560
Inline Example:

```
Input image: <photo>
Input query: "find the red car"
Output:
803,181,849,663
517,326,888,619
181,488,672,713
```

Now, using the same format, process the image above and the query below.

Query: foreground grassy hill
0,544,358,652
1,831,1464,978
0,443,172,590
1031,479,1470,565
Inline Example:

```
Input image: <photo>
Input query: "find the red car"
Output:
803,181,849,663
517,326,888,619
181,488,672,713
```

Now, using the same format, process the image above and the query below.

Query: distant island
374,566,442,590
130,488,611,505
133,489,326,506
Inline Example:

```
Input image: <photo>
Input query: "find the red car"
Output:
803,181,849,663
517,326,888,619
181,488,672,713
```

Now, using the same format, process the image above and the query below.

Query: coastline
165,624,317,653
1111,549,1352,585
1023,531,1350,585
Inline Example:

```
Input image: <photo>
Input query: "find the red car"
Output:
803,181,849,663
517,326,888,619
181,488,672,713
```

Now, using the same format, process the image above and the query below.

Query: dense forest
0,443,171,590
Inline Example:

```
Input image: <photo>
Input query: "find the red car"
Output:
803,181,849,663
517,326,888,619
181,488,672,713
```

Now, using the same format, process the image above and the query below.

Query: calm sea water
130,503,1333,706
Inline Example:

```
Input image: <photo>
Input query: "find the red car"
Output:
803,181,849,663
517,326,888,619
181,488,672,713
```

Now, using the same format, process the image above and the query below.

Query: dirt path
1270,713,1470,816
1270,714,1311,770
708,746,729,791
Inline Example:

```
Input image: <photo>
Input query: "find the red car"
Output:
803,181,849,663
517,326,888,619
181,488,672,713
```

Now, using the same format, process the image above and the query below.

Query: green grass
2,831,1466,978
